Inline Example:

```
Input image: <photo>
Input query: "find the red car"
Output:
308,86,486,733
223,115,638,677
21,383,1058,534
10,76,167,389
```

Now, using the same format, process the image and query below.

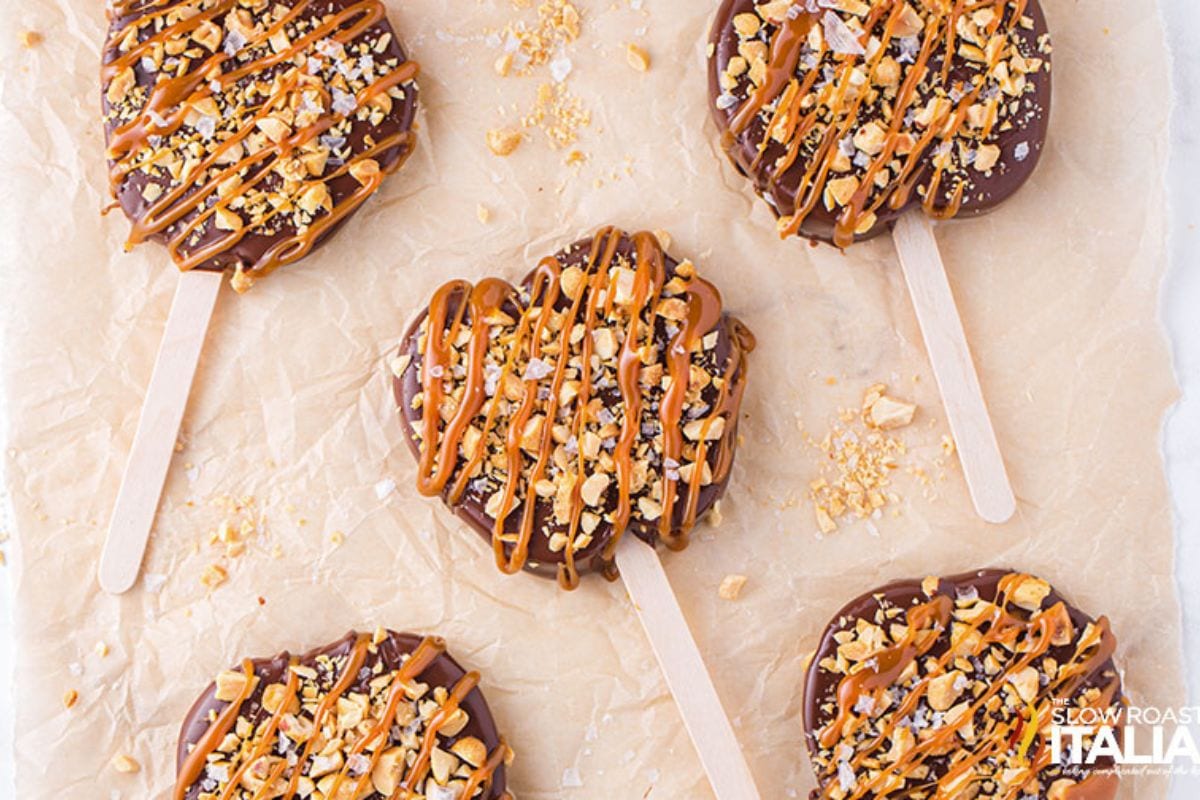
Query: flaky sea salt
523,357,553,381
823,12,865,56
561,767,583,788
223,30,245,56
195,115,217,140
483,363,502,396
331,87,357,116
837,760,857,792
549,55,573,83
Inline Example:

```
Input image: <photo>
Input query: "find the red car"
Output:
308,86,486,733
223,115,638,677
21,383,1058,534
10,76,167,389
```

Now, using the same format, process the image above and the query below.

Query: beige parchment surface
0,0,1184,797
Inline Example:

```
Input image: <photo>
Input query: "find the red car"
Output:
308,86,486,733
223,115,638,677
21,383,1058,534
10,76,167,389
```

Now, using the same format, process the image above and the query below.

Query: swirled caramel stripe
393,227,755,589
101,0,419,291
708,0,1052,247
174,631,512,800
803,570,1124,800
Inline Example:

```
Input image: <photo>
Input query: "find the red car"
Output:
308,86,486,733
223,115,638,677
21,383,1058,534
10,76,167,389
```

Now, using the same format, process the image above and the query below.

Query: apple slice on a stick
99,270,222,594
97,0,422,592
892,214,1015,523
617,537,763,800
707,0,1052,526
390,227,761,796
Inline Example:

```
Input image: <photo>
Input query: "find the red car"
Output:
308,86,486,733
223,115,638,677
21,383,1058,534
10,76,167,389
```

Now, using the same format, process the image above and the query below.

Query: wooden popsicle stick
892,212,1016,524
99,269,224,594
616,536,762,800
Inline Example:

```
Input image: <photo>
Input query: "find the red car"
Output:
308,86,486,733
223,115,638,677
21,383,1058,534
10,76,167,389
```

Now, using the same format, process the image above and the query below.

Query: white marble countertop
1,2,1198,796
1161,0,1200,794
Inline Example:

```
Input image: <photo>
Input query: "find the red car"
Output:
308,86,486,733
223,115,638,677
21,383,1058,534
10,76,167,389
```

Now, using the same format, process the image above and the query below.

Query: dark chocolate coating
803,569,1123,799
708,0,1052,245
102,0,418,276
392,232,752,581
176,631,508,800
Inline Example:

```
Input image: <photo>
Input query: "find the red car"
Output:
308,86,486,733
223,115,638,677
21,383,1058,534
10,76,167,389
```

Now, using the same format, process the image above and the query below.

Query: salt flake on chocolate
822,12,865,56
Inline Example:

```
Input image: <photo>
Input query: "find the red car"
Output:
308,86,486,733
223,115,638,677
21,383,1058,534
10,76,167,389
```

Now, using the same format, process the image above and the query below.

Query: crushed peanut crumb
486,127,523,156
19,30,44,48
487,0,591,152
111,753,141,774
718,574,748,601
626,43,650,72
200,563,228,590
805,383,923,533
521,82,590,149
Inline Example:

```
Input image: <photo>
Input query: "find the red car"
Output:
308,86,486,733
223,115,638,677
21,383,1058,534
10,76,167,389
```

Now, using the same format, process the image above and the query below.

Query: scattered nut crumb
806,383,929,533
330,530,345,547
521,82,590,149
626,43,650,72
63,689,79,709
200,563,228,590
490,1,591,152
862,384,917,430
230,264,254,294
718,574,748,600
19,30,43,48
95,641,109,657
495,0,581,75
707,499,724,527
494,52,513,77
476,204,492,223
486,127,522,156
111,754,140,774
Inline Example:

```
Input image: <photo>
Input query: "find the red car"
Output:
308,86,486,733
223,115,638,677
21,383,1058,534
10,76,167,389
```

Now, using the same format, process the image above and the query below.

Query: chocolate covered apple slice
803,570,1123,800
390,227,763,798
102,0,420,285
392,226,755,590
98,0,422,595
708,0,1051,246
707,0,1055,524
175,631,511,800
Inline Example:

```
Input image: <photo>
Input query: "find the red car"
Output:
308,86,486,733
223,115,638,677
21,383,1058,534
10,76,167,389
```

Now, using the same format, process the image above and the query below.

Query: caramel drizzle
219,658,300,800
104,0,418,278
725,1,1037,247
815,575,1121,800
414,228,753,589
175,657,260,797
174,634,510,800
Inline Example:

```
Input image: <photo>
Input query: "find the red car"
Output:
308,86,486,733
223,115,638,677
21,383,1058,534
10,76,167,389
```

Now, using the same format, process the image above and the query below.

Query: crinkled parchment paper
0,0,1184,797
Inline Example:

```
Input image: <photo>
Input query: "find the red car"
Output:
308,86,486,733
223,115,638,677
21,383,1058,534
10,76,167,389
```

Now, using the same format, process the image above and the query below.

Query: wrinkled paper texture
0,0,1184,797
